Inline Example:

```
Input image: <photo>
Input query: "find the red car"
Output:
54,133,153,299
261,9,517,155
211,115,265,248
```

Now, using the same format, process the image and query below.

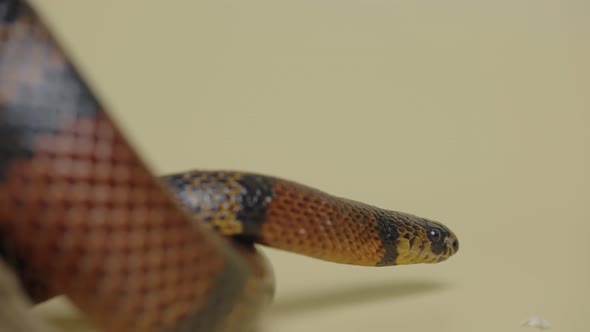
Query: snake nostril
452,239,459,252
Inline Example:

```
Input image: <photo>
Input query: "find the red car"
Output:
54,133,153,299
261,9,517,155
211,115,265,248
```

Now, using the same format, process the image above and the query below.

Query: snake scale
0,1,459,331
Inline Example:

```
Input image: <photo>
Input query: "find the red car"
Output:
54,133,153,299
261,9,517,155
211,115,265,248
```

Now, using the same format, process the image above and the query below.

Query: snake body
0,1,458,332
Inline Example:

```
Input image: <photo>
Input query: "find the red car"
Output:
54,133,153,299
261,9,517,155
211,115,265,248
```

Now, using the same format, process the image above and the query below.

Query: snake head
378,211,459,266
423,219,459,263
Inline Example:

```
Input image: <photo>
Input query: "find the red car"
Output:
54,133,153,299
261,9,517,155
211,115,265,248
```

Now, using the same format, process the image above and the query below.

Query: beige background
27,1,589,331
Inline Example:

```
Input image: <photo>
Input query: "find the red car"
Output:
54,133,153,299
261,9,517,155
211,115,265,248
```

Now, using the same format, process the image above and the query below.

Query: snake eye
427,228,442,243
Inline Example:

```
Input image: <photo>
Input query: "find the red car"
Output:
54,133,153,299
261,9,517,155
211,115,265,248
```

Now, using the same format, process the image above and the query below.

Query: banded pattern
163,171,459,267
0,2,271,331
0,1,458,332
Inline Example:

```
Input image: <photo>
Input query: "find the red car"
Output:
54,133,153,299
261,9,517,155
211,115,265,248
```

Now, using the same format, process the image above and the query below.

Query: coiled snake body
0,1,459,331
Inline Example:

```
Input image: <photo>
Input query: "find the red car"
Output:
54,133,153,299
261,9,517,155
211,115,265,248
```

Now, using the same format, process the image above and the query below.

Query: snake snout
435,231,458,263
450,234,459,253
423,219,459,263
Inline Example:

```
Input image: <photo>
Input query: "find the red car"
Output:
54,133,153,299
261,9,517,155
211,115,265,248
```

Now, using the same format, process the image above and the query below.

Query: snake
0,1,459,332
